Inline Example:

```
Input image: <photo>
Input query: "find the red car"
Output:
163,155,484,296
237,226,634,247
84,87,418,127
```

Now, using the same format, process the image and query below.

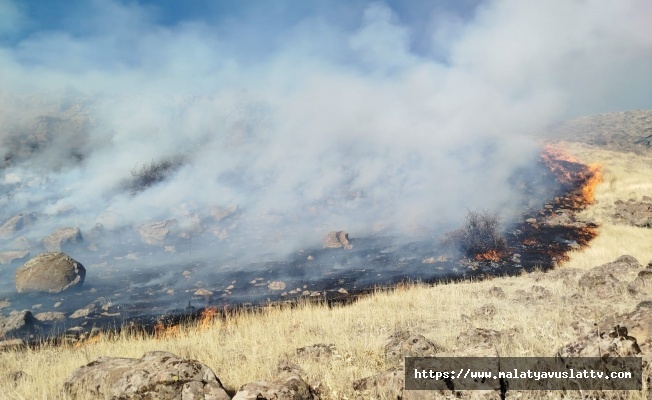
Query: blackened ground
0,157,598,345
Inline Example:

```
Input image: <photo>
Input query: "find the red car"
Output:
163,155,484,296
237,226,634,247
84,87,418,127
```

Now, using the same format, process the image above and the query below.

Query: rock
560,304,652,364
0,310,41,339
233,373,314,400
0,338,25,351
194,288,213,297
34,311,66,322
15,252,85,293
577,255,643,297
296,343,336,359
70,303,96,319
384,331,442,363
63,351,230,400
42,227,83,252
322,231,352,249
0,250,30,265
268,281,286,291
487,286,505,298
352,367,404,398
138,219,179,246
0,213,37,238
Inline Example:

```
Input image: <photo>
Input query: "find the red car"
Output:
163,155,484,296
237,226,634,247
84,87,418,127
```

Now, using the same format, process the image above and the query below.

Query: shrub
444,210,508,258
126,158,183,194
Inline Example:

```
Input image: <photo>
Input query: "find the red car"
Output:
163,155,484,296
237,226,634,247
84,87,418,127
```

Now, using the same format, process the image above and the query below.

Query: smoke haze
1,0,651,254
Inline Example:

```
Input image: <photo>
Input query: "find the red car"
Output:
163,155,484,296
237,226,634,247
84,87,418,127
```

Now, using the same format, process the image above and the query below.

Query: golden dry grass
1,141,651,400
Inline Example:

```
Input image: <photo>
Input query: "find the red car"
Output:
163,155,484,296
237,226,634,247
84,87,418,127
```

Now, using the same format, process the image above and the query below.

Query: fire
154,321,181,339
581,163,603,204
198,307,218,331
474,250,503,262
541,145,603,207
72,333,103,348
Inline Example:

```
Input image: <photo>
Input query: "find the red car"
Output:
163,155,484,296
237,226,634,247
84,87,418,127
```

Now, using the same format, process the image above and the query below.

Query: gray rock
296,343,336,359
322,231,352,249
64,351,230,400
384,331,442,363
0,310,40,339
0,250,30,265
42,227,83,252
232,374,314,400
138,220,179,246
15,252,85,293
0,213,37,238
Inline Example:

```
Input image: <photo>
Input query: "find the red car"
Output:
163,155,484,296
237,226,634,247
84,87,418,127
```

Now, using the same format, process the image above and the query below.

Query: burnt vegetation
126,158,184,195
444,210,508,258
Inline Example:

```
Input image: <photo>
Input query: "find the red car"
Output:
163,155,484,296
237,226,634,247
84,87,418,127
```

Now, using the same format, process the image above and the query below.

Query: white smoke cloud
0,0,650,253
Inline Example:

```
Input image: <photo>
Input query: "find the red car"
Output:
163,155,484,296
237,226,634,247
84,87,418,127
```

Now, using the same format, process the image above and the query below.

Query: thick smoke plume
0,0,651,257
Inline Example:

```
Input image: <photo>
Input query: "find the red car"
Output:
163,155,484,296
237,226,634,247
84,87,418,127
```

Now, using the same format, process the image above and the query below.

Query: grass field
1,141,651,399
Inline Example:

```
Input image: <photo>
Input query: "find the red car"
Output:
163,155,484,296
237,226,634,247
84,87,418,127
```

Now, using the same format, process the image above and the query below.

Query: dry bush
444,210,508,257
126,158,184,194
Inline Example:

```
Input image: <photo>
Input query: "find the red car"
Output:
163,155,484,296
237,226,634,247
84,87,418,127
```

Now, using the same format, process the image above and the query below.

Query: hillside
2,111,652,399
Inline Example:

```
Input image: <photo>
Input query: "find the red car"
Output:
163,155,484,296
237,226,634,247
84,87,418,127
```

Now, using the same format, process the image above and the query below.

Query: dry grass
1,141,651,399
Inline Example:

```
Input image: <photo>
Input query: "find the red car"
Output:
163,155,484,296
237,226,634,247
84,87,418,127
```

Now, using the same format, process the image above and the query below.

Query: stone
0,250,30,265
559,304,652,366
322,231,352,249
63,351,230,400
138,219,179,246
0,310,41,339
42,227,83,252
577,255,643,298
233,373,314,400
384,331,442,363
0,213,37,238
15,252,85,293
34,311,66,322
296,343,336,359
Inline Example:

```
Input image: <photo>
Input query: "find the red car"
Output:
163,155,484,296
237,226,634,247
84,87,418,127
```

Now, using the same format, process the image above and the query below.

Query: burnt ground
0,153,600,346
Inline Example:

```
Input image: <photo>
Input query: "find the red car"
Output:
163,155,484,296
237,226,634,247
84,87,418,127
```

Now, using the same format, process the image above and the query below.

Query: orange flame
541,145,603,207
474,250,502,261
198,307,218,331
154,321,181,339
73,333,103,348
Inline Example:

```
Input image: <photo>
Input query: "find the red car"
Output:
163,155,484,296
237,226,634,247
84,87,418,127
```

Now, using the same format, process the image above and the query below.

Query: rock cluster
64,351,231,400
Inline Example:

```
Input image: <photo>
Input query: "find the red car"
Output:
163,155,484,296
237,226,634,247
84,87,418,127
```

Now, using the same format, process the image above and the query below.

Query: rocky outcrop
559,302,652,363
64,351,230,400
322,231,352,249
0,250,30,265
577,255,644,297
14,252,85,293
0,213,37,238
42,227,83,252
0,310,41,339
232,374,314,400
614,199,652,227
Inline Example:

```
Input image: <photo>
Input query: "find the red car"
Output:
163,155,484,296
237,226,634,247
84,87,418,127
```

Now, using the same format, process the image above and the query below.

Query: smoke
0,0,651,256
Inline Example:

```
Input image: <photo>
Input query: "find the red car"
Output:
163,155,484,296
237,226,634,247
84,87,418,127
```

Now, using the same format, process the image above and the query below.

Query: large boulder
14,252,85,293
64,351,230,400
232,374,314,400
577,255,643,297
42,227,83,252
322,231,352,249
